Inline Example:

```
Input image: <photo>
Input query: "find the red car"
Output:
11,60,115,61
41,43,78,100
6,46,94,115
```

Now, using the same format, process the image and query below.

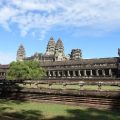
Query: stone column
57,71,61,77
67,71,70,77
53,71,56,77
109,69,112,76
102,69,105,77
90,70,93,76
84,70,87,77
96,69,99,76
1,72,2,76
48,71,51,77
78,70,81,77
73,71,76,77
62,71,65,78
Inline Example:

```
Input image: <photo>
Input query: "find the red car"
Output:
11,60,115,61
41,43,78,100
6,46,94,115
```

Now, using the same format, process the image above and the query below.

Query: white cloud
0,6,18,30
0,0,120,39
0,51,16,64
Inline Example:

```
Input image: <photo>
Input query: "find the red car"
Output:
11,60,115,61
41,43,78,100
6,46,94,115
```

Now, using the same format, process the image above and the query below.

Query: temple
20,37,82,62
0,37,120,80
16,44,26,61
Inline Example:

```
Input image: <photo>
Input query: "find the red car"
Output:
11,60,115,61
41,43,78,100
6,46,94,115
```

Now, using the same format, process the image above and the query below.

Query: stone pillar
62,71,65,78
109,69,112,76
67,71,70,77
73,71,76,77
78,70,81,77
90,70,93,76
4,72,6,76
1,72,2,76
102,69,105,76
96,69,99,76
57,71,61,77
84,70,87,77
53,71,56,77
48,71,51,77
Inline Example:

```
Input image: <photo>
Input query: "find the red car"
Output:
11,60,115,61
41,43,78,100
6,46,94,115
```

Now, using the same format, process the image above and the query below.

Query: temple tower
45,37,55,55
54,38,65,61
70,49,82,60
16,44,26,61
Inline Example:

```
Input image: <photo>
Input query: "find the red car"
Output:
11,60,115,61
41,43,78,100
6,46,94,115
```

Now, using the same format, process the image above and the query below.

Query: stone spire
54,38,65,61
45,37,55,55
70,49,82,60
16,44,26,61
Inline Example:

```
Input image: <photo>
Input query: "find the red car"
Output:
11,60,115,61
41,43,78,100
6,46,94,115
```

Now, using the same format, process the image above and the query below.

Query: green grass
0,99,120,120
20,83,120,91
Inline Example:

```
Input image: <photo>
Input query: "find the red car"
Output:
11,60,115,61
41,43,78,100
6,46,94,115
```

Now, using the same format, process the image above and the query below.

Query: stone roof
0,64,9,69
40,57,118,67
25,53,55,60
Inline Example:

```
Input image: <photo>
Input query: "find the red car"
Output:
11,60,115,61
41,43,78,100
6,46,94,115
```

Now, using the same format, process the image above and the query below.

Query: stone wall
0,57,120,80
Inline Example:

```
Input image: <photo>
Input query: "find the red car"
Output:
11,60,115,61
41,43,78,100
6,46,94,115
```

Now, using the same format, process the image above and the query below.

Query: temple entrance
81,70,84,77
86,70,90,76
69,71,73,77
64,71,67,77
105,69,109,76
92,70,96,76
75,71,78,77
98,70,102,76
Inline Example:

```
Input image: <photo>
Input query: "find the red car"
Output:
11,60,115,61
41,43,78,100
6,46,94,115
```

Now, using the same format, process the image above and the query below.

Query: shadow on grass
0,80,120,120
0,80,27,102
0,99,43,120
0,106,43,120
47,108,120,120
0,100,120,120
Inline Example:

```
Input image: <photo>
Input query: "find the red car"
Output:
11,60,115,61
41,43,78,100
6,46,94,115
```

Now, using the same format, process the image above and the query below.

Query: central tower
45,37,55,55
54,38,65,61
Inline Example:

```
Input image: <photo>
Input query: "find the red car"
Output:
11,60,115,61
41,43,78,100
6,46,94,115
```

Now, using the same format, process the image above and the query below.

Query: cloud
0,0,120,39
0,51,16,64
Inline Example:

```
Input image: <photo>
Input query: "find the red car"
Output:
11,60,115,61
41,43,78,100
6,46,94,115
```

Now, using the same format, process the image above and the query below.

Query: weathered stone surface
16,44,26,61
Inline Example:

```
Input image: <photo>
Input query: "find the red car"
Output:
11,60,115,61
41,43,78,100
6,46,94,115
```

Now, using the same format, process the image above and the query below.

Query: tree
6,61,46,80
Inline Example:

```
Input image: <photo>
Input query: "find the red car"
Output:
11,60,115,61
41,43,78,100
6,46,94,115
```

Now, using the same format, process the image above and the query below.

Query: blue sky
0,0,120,64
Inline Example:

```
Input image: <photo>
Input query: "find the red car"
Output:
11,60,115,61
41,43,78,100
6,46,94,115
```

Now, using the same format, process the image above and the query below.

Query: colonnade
47,69,113,78
0,72,6,79
0,69,114,79
0,72,6,76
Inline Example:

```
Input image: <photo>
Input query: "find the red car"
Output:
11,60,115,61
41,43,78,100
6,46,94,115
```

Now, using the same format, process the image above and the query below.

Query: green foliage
6,61,46,80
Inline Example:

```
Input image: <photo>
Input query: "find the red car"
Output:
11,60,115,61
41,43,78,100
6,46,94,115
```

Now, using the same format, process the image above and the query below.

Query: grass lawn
0,99,120,120
20,83,120,91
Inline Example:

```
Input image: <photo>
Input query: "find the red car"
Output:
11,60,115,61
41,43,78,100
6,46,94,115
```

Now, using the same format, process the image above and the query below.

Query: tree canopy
6,61,46,80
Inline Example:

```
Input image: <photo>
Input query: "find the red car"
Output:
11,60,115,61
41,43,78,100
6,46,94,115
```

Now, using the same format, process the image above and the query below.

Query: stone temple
16,44,26,61
16,37,82,62
0,37,120,80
